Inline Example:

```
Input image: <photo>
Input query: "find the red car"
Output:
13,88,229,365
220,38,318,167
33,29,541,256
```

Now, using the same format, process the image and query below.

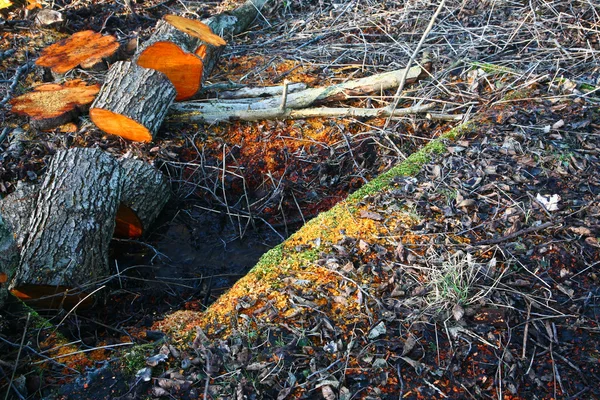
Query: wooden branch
171,64,427,119
171,102,435,123
217,82,306,99
90,61,176,142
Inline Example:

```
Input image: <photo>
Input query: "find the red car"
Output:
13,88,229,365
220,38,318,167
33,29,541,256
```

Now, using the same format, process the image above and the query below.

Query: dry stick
5,313,29,400
383,0,447,130
174,102,435,123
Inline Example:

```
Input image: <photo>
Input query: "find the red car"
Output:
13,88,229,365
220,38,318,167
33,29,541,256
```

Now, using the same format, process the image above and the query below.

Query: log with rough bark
35,30,120,75
10,79,100,130
90,61,176,142
115,157,171,238
10,148,121,308
170,64,429,123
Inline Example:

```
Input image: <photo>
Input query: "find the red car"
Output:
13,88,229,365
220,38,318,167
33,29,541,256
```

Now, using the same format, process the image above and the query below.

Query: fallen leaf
359,210,383,221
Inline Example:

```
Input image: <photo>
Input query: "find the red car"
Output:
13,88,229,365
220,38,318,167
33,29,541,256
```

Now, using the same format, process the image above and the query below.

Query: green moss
470,61,516,75
122,342,161,376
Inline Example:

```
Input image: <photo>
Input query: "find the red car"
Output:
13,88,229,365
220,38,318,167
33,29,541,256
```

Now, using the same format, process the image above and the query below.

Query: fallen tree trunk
10,148,121,308
169,64,429,122
116,157,171,238
90,61,177,142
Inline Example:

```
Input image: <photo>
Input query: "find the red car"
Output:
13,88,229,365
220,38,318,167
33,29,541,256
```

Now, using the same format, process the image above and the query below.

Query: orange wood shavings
10,79,100,129
136,41,203,101
164,15,227,47
36,30,119,74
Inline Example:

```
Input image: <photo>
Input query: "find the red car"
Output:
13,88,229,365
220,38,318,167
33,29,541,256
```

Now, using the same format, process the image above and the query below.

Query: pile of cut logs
2,0,435,309
0,0,269,308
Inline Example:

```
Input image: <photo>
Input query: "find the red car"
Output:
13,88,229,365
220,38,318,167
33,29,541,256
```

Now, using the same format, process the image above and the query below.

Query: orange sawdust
40,334,93,373
35,30,119,74
215,57,325,86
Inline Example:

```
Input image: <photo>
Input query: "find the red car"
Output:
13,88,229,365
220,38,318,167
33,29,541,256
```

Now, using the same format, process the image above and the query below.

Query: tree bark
170,65,427,122
10,148,121,306
0,182,37,249
117,157,171,238
0,215,19,308
90,61,176,142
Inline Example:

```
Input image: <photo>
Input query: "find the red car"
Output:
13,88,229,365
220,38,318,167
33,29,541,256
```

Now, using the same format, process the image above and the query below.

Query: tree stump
115,157,171,238
10,148,121,308
89,61,176,142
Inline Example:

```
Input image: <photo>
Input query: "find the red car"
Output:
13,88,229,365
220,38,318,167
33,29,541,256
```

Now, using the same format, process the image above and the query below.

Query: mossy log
90,61,176,142
115,157,171,238
10,148,122,308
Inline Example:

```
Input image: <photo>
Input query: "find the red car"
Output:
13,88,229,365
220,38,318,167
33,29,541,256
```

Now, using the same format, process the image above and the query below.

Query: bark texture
0,181,38,247
11,148,121,290
119,157,171,233
90,61,176,142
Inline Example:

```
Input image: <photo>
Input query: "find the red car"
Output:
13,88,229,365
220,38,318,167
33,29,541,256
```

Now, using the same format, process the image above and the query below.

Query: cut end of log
114,204,143,239
136,41,203,101
10,79,100,130
164,14,227,47
10,285,94,309
89,108,153,142
35,30,120,74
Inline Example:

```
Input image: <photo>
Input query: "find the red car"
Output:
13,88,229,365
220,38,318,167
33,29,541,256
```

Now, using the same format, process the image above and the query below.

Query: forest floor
1,0,599,399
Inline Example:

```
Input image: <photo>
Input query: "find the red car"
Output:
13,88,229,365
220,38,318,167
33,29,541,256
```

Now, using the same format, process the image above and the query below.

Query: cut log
35,30,120,74
0,181,38,248
10,148,121,308
134,19,208,101
10,79,100,130
116,157,171,238
89,61,176,142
